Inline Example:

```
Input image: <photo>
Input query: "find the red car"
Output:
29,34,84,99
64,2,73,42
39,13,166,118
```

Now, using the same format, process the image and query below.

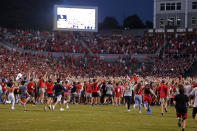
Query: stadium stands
1,27,163,54
0,26,197,78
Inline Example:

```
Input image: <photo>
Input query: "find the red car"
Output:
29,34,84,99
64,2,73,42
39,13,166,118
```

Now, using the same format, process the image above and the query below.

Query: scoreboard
54,5,98,32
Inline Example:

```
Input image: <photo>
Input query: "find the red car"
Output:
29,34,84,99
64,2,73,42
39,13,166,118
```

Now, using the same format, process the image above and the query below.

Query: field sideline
0,104,196,131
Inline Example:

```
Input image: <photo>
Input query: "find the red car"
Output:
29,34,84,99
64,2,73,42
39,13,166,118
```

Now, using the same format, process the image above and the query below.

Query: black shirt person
52,78,67,111
174,84,189,131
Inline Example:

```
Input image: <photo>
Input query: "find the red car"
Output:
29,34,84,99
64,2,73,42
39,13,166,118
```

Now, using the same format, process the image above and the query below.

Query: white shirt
184,85,192,97
124,86,132,96
191,88,197,107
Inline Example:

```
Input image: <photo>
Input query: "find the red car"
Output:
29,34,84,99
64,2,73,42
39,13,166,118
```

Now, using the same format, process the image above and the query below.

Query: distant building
154,0,197,29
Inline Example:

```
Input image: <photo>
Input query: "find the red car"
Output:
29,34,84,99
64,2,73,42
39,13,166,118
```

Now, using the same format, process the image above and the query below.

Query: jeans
144,102,152,114
0,90,2,102
134,95,142,111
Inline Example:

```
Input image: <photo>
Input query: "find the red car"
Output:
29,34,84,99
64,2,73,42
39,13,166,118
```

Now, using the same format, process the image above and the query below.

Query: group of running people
0,74,197,131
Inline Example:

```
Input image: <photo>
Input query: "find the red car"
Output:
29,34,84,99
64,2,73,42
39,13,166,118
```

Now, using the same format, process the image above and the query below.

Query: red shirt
92,82,98,93
38,79,44,89
136,88,143,95
115,86,122,97
133,75,138,83
180,75,182,80
158,83,169,98
27,81,34,93
85,84,92,93
63,84,71,96
143,94,152,104
1,82,6,92
46,82,54,94
76,84,81,93
63,84,71,90
192,83,197,89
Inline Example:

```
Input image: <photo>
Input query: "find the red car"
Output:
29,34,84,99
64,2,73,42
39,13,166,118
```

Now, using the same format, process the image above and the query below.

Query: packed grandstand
0,26,196,79
0,25,197,106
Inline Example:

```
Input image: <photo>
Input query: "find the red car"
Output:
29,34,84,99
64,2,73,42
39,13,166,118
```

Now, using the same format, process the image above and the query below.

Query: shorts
63,95,70,101
39,88,45,94
56,95,62,102
92,92,99,97
21,98,27,103
192,107,197,119
28,92,35,97
176,112,187,120
115,97,121,100
106,94,112,97
47,93,53,98
160,97,168,103
86,93,92,97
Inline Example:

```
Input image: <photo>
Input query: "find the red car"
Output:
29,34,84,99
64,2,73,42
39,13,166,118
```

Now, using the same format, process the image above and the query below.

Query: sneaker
128,109,131,112
178,119,181,127
161,112,164,116
60,108,65,111
66,105,69,109
6,101,11,104
133,105,136,110
139,111,142,114
24,110,27,112
64,100,67,104
52,105,55,111
11,107,15,110
182,128,184,131
165,107,168,113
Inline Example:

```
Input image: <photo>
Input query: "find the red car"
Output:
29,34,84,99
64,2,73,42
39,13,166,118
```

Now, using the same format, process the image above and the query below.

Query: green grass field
0,104,196,131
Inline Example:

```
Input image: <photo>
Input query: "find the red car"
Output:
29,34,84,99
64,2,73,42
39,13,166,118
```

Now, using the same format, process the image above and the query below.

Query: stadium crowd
164,34,197,54
150,55,194,78
0,27,162,54
1,27,197,55
81,33,162,54
0,46,148,80
1,28,87,53
0,26,197,131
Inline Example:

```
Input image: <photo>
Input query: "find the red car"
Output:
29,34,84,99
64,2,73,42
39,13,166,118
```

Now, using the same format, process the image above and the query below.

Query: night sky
62,0,154,25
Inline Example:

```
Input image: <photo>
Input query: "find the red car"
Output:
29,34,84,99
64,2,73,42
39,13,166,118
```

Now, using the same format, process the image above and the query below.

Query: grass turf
0,104,196,131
